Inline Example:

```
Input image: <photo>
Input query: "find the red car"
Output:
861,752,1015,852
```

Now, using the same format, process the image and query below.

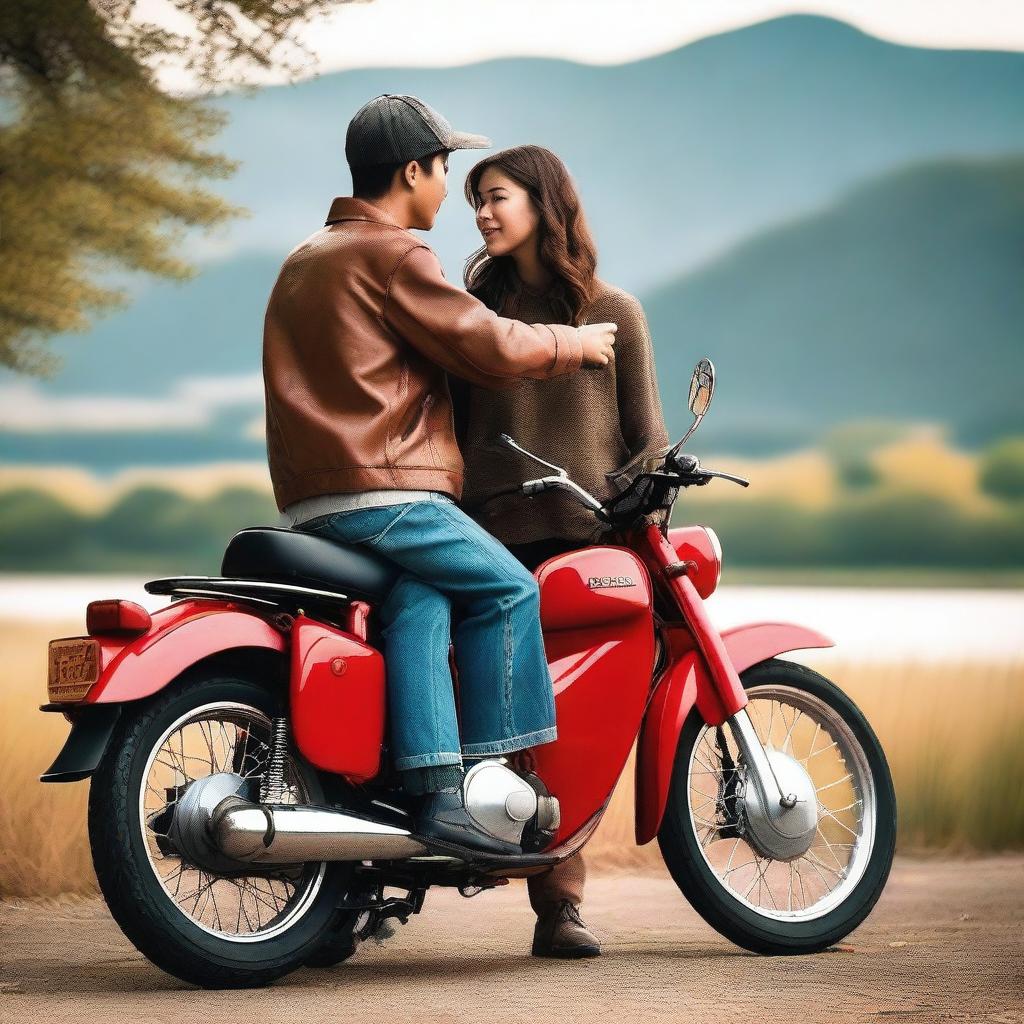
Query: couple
262,95,668,958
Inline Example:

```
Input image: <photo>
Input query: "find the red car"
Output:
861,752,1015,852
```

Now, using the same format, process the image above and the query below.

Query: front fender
85,599,286,705
634,621,833,845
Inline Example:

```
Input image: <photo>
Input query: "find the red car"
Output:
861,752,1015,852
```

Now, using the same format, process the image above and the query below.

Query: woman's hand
579,322,617,366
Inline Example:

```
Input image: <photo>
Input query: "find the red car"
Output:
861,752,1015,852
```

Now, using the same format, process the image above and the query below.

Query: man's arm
383,245,587,386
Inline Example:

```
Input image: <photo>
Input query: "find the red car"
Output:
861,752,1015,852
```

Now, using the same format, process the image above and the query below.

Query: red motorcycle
42,359,896,988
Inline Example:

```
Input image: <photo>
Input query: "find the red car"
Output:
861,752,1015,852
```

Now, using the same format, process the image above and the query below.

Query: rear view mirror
666,358,716,466
688,358,715,418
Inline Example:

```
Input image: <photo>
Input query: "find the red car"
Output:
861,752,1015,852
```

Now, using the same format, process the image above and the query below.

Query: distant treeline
0,487,279,574
1,482,1023,573
684,492,1024,569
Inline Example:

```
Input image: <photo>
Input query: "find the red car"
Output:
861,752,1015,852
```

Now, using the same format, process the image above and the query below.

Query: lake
1,575,1020,663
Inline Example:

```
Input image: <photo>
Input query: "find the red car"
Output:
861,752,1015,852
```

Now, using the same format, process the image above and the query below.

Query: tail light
86,599,152,636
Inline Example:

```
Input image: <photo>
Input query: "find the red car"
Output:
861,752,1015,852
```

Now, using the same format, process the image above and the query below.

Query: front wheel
658,658,896,954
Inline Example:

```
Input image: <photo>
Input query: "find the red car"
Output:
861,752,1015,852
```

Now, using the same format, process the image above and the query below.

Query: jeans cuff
393,751,464,771
461,726,558,756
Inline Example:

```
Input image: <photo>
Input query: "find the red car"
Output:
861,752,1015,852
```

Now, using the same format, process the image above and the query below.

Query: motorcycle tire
658,657,897,955
88,669,354,988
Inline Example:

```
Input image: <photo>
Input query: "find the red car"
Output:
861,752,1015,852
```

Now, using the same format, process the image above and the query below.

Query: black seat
221,527,400,603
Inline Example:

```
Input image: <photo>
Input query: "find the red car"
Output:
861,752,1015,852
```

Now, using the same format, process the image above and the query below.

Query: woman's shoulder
585,278,646,319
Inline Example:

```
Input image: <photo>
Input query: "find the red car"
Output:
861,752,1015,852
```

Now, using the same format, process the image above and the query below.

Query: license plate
48,638,100,703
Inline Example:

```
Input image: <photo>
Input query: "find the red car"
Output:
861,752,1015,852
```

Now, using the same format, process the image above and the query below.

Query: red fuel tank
532,547,656,844
289,616,385,784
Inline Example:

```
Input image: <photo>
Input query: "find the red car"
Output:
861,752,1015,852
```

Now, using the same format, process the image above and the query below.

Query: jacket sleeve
383,245,584,386
606,294,671,489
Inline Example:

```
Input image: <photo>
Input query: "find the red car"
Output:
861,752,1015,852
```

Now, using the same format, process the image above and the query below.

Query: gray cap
345,94,491,169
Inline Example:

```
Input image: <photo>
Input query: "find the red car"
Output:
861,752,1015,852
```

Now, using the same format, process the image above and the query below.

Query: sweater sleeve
383,245,583,386
605,293,670,488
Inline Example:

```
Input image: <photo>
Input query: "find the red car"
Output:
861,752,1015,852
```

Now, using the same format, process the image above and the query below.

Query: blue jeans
297,494,557,771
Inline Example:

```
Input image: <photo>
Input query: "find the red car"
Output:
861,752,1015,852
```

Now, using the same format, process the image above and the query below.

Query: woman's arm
605,293,670,488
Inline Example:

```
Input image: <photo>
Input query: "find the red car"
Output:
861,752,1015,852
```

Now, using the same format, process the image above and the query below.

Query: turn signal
86,599,152,636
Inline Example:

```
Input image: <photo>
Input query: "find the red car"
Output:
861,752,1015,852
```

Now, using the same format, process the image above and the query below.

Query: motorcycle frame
41,523,833,859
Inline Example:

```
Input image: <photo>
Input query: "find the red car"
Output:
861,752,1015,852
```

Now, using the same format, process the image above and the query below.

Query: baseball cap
345,94,491,169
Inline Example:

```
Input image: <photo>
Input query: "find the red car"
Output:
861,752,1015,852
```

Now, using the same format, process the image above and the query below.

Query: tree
979,437,1024,502
0,0,352,374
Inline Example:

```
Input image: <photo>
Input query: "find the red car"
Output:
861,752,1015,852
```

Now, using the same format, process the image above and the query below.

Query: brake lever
500,434,567,477
700,469,750,487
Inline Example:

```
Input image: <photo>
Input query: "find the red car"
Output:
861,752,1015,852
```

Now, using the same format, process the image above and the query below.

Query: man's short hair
351,150,448,200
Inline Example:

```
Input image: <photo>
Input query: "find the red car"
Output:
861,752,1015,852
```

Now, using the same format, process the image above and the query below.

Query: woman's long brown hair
463,145,597,326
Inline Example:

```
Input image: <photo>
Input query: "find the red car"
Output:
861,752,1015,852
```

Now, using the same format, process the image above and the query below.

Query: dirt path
2,857,1022,1024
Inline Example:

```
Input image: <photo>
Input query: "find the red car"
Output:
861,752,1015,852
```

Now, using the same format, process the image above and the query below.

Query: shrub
979,437,1024,501
0,489,83,568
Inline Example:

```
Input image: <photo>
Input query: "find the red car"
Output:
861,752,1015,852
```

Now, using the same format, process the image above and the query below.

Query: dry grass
2,620,1021,897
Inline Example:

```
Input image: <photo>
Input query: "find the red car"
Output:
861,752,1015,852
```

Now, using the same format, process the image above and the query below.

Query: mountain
645,155,1024,451
209,14,1024,295
1,14,1023,466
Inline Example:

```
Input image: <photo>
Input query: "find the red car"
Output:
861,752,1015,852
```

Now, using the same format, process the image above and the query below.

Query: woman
451,145,670,959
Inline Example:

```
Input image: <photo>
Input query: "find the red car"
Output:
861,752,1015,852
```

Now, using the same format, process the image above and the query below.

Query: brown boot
532,900,601,959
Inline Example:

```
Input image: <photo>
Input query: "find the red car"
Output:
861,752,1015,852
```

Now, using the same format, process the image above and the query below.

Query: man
261,94,615,947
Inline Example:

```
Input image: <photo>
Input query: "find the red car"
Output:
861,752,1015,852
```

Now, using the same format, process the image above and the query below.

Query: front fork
640,527,797,814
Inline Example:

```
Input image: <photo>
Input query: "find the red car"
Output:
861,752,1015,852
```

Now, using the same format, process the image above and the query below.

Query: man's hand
579,322,617,367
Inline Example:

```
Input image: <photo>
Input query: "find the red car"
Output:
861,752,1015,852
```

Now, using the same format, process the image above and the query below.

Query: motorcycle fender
84,600,286,705
40,704,122,783
634,622,834,845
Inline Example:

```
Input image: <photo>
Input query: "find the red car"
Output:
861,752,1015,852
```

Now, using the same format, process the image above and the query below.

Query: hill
645,155,1024,450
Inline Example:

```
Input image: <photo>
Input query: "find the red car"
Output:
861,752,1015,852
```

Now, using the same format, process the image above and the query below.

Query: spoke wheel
88,668,352,988
658,658,896,954
139,701,325,942
688,685,874,921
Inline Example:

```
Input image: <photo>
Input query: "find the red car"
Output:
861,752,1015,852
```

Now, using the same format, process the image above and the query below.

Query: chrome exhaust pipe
211,796,428,864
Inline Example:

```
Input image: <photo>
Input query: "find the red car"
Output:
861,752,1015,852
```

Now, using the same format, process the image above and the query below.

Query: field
1,620,1022,897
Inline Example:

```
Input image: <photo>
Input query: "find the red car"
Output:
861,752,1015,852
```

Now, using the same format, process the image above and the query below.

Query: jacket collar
325,197,405,228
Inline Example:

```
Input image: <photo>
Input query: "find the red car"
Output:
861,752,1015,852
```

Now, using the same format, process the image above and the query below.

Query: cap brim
446,130,492,151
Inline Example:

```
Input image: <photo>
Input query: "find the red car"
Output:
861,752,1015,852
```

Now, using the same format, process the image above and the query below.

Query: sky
141,0,1024,92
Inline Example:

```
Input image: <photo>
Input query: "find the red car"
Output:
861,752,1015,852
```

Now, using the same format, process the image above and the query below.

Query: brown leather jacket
262,198,584,511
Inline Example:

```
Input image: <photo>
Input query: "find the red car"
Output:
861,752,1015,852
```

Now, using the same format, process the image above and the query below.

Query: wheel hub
741,749,819,862
166,771,251,873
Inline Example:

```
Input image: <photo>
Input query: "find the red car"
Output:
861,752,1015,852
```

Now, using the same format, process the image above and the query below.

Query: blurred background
1,0,1022,896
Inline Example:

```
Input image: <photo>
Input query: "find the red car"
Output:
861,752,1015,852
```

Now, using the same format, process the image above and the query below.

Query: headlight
702,526,723,590
667,525,722,599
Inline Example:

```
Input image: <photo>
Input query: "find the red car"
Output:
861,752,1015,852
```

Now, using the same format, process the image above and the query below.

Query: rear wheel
89,669,354,987
658,658,896,954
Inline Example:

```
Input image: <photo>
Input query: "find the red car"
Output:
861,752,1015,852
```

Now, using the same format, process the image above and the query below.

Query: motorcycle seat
221,527,400,603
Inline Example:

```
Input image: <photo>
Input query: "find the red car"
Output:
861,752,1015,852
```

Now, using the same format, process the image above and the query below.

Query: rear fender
634,622,833,845
40,704,122,783
84,599,286,705
41,601,286,783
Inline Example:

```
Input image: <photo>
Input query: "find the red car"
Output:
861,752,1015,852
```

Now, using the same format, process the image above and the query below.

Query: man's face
409,153,449,230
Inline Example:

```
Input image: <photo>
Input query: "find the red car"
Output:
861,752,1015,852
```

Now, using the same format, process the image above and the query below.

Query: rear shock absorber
260,716,290,804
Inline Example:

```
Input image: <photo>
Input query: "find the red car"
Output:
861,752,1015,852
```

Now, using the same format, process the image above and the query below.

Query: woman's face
474,166,540,258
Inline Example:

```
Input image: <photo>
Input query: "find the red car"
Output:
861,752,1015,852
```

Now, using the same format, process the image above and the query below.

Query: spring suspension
260,717,290,804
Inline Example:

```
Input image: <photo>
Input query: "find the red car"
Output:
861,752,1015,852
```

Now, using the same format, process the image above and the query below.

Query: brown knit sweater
450,279,670,545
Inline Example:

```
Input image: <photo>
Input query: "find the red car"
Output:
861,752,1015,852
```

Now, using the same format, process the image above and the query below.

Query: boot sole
531,942,602,959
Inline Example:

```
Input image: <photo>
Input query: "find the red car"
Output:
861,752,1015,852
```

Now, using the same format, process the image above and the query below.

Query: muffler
212,796,428,863
168,772,427,867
